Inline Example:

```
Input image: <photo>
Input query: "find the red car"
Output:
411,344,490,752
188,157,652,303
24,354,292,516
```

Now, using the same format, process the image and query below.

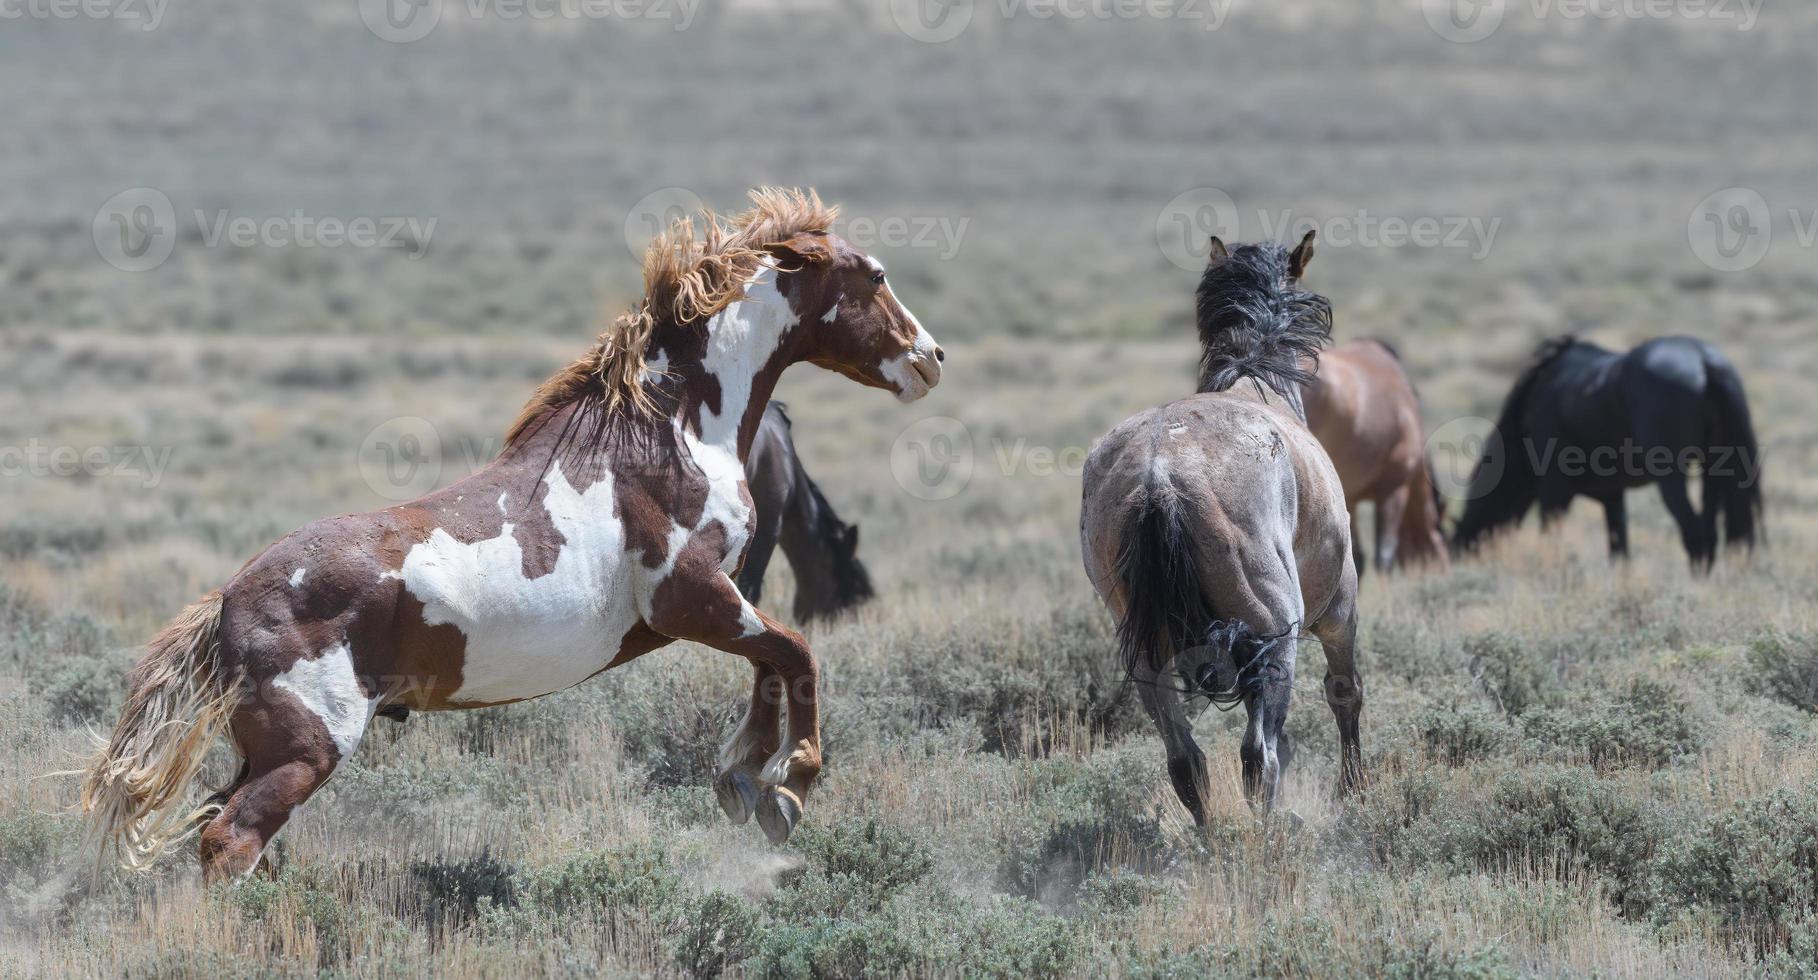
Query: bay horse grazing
1302,339,1449,575
1453,336,1761,569
736,401,875,623
82,188,944,878
1080,231,1362,826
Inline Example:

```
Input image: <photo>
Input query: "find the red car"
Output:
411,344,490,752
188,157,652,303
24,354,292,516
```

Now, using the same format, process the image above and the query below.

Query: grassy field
6,2,1818,977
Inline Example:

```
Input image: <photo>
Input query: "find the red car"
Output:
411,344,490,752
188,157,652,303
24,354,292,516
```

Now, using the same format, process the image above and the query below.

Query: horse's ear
1206,237,1229,265
770,232,832,267
1288,230,1316,279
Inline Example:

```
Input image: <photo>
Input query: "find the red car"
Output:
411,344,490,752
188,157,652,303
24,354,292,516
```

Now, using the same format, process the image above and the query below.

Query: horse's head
770,232,944,402
793,520,875,623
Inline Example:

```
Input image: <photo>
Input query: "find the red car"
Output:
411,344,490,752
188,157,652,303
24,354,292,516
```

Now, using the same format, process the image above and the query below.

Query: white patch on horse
697,266,796,449
644,348,670,381
876,292,941,403
820,303,839,323
737,599,765,638
289,567,306,588
496,492,508,514
270,642,375,764
395,461,641,704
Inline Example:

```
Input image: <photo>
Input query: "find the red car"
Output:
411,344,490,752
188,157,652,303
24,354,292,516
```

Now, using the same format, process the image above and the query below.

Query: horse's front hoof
755,787,801,844
715,770,759,826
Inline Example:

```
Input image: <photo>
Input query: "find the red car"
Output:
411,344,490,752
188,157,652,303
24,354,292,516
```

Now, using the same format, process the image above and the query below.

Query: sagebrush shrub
1748,630,1818,714
1416,700,1514,765
1645,788,1818,957
1517,678,1703,769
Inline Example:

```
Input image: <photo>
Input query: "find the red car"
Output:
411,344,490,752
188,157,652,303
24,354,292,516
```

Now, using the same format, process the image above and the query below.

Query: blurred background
6,1,1818,974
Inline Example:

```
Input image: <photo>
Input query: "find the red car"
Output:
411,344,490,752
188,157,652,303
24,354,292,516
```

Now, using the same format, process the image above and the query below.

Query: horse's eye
869,271,885,285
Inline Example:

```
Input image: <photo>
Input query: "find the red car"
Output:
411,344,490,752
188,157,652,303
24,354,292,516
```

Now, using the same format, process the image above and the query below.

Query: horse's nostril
933,346,945,363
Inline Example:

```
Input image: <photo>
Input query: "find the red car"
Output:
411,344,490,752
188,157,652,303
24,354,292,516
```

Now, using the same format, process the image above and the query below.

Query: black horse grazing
737,402,875,622
1454,336,1762,568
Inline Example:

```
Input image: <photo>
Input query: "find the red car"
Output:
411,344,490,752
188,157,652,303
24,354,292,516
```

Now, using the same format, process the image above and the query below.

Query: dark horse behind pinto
1454,336,1762,568
737,401,874,623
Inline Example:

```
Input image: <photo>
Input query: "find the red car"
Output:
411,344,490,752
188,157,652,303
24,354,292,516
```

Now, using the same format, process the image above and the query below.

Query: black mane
1194,243,1333,397
1453,337,1586,548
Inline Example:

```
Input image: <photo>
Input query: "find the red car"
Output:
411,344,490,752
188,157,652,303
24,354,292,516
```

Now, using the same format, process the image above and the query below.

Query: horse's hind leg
1373,486,1409,572
714,661,782,826
1311,585,1364,797
198,691,365,881
1349,507,1367,582
1601,493,1629,559
1657,474,1712,569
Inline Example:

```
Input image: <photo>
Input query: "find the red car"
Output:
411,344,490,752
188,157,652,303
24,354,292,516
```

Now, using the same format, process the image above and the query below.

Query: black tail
1112,488,1269,703
1704,357,1763,550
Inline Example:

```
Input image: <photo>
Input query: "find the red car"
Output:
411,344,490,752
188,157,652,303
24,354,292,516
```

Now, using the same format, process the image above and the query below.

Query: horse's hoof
715,770,758,826
755,787,801,845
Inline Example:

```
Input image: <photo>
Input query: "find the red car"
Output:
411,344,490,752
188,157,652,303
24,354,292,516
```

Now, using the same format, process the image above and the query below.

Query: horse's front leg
650,570,821,844
714,660,782,826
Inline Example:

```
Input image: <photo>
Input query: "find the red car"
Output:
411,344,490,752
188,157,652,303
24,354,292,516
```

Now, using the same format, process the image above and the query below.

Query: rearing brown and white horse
82,189,943,878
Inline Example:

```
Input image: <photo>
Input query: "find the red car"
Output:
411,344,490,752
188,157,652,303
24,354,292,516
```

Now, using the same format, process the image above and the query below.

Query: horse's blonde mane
506,187,838,446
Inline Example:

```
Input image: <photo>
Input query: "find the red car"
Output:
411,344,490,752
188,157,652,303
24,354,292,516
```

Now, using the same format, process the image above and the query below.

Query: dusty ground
4,1,1818,976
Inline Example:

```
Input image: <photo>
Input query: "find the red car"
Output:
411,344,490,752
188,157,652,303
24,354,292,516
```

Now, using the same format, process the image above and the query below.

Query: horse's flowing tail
1705,358,1763,550
1111,487,1268,697
1396,455,1451,568
81,590,239,872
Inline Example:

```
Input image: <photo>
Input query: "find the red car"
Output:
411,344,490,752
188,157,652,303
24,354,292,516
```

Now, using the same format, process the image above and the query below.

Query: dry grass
7,3,1818,976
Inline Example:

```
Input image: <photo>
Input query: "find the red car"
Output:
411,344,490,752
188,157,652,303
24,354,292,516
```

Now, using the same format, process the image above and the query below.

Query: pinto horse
1081,232,1362,825
736,401,874,623
1302,339,1448,575
82,189,944,878
1453,336,1761,568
